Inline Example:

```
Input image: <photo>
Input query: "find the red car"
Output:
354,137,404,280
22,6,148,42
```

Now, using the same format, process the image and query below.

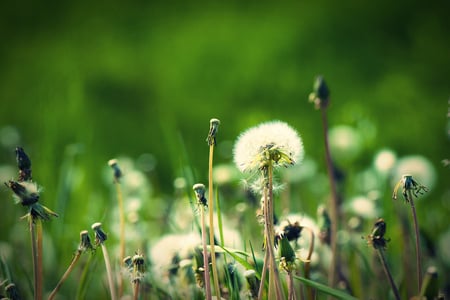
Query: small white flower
233,121,304,173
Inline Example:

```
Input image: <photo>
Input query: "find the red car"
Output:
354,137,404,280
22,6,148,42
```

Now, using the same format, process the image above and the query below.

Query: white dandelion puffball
233,121,304,172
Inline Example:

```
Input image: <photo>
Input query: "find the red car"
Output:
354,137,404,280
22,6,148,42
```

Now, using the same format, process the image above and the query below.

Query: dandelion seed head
233,121,304,173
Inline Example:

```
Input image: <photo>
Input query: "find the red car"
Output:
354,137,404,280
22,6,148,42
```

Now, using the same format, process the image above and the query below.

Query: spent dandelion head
233,121,304,174
91,222,108,245
192,183,208,208
206,118,220,146
277,234,297,273
392,174,429,203
5,283,20,300
108,159,123,183
78,230,94,253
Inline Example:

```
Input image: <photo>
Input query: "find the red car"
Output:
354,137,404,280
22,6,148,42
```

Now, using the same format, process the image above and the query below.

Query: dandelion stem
208,143,221,299
48,251,82,300
320,108,340,288
100,243,117,300
114,180,126,297
303,226,315,300
287,272,297,300
407,190,422,293
30,219,43,300
375,247,401,300
200,206,212,300
133,280,140,300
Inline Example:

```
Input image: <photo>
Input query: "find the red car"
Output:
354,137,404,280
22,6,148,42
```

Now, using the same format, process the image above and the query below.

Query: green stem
303,226,315,300
208,144,221,298
101,243,117,300
288,272,297,300
320,108,339,288
115,181,125,297
375,248,401,300
407,191,422,293
30,219,43,300
48,251,82,300
200,206,212,300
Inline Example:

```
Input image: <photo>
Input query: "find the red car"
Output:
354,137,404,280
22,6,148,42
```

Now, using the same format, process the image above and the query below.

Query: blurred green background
0,0,449,298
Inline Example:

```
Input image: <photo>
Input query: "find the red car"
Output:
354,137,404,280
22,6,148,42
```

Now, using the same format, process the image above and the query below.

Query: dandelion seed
233,121,303,173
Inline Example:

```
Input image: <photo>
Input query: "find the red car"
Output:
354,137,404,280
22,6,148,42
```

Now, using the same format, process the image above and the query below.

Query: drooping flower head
233,121,304,173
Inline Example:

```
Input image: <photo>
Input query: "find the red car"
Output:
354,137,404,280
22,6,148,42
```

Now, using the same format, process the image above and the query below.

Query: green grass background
0,0,449,298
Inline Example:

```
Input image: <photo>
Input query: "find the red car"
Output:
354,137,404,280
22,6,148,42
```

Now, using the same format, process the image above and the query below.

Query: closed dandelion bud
244,269,259,298
5,180,40,206
317,205,331,245
132,253,145,274
420,266,439,300
123,256,133,269
108,159,122,182
5,283,20,300
15,147,32,181
367,218,389,250
79,230,94,253
277,234,296,272
91,222,107,244
309,75,330,109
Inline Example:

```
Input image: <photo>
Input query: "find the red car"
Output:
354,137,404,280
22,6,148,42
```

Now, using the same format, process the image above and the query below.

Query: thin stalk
100,244,117,300
76,252,95,300
375,248,401,300
258,162,284,299
30,219,43,300
407,191,422,293
200,207,212,300
287,272,297,300
114,180,125,297
320,108,339,288
257,251,268,300
208,144,221,298
48,251,82,300
303,226,315,300
133,280,140,300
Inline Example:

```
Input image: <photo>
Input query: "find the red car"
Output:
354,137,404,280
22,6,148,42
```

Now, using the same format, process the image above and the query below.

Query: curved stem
101,243,117,300
208,144,221,298
303,226,315,300
376,248,401,300
320,108,339,288
48,252,82,300
407,191,422,293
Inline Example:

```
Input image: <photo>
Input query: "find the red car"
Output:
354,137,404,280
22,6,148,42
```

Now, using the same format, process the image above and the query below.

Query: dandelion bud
206,118,220,146
5,283,20,300
133,253,145,274
123,256,133,269
244,269,259,298
192,183,207,207
277,234,296,272
309,75,330,109
367,218,389,250
420,266,439,299
91,222,108,244
4,180,39,206
108,159,122,182
15,147,32,181
79,230,94,253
